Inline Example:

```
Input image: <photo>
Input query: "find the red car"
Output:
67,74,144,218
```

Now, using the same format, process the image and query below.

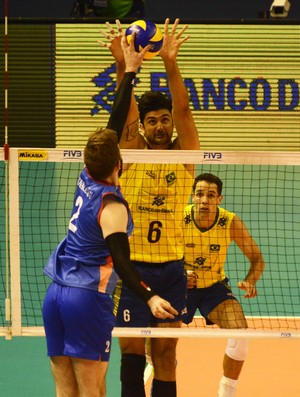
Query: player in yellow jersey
99,18,200,397
183,173,265,397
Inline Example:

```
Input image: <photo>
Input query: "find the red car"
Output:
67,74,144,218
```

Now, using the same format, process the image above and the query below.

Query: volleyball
125,20,163,60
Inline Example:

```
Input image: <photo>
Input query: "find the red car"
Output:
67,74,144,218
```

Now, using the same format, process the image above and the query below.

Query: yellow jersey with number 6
120,163,193,263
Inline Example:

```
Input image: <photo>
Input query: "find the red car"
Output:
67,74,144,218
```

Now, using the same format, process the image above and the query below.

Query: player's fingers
164,17,170,35
139,44,152,58
176,24,188,39
99,28,114,43
120,34,128,48
115,19,122,33
164,313,175,319
97,40,107,47
170,18,180,35
178,35,190,46
163,302,178,316
169,306,178,316
99,29,111,40
160,309,175,319
244,291,257,298
248,287,257,298
105,21,112,31
153,307,172,319
238,282,248,292
239,282,257,298
121,32,135,50
105,22,117,37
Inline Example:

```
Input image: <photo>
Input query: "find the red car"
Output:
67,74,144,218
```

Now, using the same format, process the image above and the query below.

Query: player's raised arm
99,20,144,149
159,18,200,151
106,34,150,141
99,20,125,85
230,215,265,298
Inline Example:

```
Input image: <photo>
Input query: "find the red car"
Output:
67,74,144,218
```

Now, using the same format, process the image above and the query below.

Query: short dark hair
138,91,172,125
193,173,223,195
84,128,121,180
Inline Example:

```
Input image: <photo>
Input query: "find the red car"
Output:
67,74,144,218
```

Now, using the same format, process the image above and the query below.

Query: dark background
1,0,299,20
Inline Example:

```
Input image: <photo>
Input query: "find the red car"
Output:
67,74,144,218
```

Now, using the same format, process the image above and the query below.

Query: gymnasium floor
1,335,300,396
147,337,300,396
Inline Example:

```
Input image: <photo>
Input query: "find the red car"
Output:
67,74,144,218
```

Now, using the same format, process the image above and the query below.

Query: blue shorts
42,282,115,361
183,278,238,325
114,259,187,326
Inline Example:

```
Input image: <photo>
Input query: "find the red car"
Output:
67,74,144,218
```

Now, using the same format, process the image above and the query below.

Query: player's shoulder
119,133,147,150
218,207,236,220
184,204,194,214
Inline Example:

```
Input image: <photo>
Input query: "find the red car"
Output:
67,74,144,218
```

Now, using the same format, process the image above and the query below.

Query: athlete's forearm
163,59,190,112
244,259,265,285
107,72,136,142
116,59,126,88
105,232,156,303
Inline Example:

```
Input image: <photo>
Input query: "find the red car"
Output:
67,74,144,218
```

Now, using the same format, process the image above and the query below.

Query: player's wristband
123,71,136,82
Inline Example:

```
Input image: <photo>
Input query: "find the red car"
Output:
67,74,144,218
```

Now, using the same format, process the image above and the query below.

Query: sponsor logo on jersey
194,256,206,266
138,206,173,214
166,172,176,184
218,217,228,227
146,170,156,179
210,244,220,252
152,195,165,207
185,243,196,248
184,214,192,224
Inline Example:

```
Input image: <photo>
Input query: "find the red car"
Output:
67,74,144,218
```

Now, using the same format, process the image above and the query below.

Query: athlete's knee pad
225,338,249,361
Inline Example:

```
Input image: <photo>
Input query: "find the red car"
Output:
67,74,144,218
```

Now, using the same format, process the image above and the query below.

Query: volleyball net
1,148,300,339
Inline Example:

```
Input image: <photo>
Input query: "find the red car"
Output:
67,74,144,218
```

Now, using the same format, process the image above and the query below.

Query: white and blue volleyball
125,20,163,60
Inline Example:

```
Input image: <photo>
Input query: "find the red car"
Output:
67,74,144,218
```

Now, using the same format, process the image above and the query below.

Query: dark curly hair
138,91,172,125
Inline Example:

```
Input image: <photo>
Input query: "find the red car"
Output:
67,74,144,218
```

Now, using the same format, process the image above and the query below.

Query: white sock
218,376,238,397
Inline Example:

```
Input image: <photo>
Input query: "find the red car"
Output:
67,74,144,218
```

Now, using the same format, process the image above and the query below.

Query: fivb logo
63,150,83,159
203,152,222,161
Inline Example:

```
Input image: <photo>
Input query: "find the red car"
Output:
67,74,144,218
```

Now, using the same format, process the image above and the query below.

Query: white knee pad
225,338,249,361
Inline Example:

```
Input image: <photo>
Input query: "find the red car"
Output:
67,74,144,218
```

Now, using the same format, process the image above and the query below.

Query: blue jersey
44,167,134,295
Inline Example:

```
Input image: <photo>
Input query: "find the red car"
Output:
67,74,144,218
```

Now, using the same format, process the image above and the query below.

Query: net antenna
3,0,12,340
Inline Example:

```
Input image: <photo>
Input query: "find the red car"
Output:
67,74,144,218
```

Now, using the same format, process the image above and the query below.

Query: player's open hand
238,280,258,298
147,295,178,319
98,19,124,63
159,18,190,61
121,33,151,73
